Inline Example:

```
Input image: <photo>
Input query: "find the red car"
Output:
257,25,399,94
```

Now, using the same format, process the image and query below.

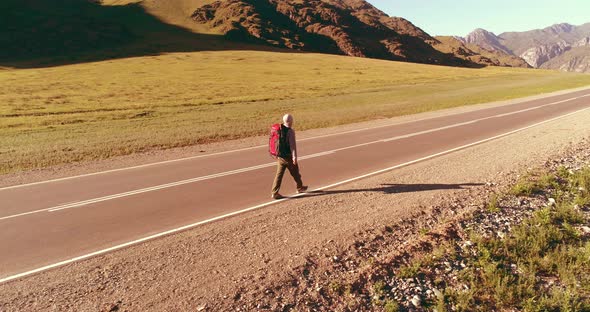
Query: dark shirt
278,124,297,159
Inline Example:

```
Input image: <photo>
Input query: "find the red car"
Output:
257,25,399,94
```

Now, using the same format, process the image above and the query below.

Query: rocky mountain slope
460,28,513,55
432,36,529,68
188,0,475,66
4,0,547,69
500,23,590,56
540,46,590,73
458,23,590,72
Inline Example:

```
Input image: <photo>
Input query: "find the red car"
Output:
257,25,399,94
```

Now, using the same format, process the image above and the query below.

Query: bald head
282,114,293,127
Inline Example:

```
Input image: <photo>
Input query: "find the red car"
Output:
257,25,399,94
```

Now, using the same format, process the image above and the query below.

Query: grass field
2,51,590,174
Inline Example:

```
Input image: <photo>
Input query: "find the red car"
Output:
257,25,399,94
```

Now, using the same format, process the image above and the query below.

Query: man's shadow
300,183,484,197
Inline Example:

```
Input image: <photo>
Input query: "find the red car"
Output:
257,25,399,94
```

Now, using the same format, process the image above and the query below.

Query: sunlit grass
2,50,590,174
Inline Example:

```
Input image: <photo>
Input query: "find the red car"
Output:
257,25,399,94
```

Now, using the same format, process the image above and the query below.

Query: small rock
548,198,556,206
580,226,590,234
433,288,443,299
196,304,207,311
411,295,421,307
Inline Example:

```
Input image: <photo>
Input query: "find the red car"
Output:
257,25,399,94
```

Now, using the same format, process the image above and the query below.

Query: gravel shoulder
1,89,590,311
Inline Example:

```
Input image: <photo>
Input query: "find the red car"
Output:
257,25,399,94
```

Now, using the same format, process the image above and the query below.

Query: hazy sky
367,0,590,36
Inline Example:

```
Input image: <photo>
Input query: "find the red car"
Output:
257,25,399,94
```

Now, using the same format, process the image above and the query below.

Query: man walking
271,114,308,199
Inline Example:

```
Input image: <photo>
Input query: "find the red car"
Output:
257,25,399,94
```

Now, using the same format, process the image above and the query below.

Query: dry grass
2,50,590,174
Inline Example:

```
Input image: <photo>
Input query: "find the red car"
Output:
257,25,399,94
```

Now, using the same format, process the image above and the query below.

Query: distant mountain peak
546,23,575,34
462,28,511,54
464,28,499,42
470,28,496,36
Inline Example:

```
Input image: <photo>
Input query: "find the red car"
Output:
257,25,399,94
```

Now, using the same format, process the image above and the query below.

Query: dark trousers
271,157,303,196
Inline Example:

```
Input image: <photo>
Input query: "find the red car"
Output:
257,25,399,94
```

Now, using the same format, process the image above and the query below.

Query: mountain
499,23,590,56
2,0,526,69
540,46,590,73
188,0,475,66
460,28,512,55
432,36,529,68
0,0,259,67
519,41,570,68
461,23,590,72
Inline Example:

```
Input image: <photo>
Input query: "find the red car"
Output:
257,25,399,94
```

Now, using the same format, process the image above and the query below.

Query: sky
367,0,590,37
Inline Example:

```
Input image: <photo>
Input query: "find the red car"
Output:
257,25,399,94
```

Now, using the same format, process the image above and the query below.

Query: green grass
364,166,590,311
511,172,559,197
398,260,423,279
439,167,590,311
384,299,400,312
2,51,590,174
329,280,345,296
486,194,501,213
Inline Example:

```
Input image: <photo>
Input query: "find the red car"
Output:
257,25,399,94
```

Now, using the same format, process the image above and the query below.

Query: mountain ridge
188,0,474,66
458,22,590,72
2,0,544,70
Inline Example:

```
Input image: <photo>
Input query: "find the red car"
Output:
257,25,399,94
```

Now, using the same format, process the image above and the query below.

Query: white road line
1,94,589,220
0,123,417,191
2,92,589,192
300,151,335,159
312,105,590,191
1,104,589,285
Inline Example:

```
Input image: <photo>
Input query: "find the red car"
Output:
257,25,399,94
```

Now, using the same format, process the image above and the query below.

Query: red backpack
269,123,282,157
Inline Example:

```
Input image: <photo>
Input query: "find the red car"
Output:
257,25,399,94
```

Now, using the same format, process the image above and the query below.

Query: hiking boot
271,193,284,200
297,186,308,193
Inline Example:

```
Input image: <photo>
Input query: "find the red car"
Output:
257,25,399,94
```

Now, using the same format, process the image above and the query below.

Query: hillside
120,0,529,68
187,0,473,66
540,46,590,73
432,36,529,68
1,0,498,68
0,0,264,67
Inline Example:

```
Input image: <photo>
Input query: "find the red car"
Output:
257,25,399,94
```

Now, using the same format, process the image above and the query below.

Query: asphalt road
1,89,589,282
